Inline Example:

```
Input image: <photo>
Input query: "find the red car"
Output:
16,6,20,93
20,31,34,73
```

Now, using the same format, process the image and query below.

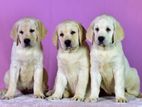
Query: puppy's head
52,20,86,51
11,18,47,48
86,15,124,47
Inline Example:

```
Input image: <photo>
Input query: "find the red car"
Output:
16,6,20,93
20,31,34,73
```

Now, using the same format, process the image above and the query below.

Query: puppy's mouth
64,45,78,52
65,45,73,50
24,44,32,48
98,42,106,47
64,46,78,53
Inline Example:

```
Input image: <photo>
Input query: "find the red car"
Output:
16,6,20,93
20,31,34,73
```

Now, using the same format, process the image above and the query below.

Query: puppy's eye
106,27,111,32
60,33,64,37
71,31,76,35
19,30,24,34
30,29,35,33
95,27,99,32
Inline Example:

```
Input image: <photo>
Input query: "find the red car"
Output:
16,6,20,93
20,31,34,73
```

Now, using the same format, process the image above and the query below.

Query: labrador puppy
48,20,90,101
1,18,48,99
86,15,141,103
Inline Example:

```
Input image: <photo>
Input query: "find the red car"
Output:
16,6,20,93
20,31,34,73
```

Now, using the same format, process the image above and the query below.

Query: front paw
48,94,62,100
116,97,127,103
71,95,84,102
45,90,53,97
34,92,45,99
2,93,15,100
0,89,7,96
85,97,98,102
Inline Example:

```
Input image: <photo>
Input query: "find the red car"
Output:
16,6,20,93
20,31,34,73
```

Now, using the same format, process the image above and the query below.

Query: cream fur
48,21,90,101
1,18,48,99
86,15,140,103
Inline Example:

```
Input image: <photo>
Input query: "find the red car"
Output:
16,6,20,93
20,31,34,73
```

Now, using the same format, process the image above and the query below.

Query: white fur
87,15,140,103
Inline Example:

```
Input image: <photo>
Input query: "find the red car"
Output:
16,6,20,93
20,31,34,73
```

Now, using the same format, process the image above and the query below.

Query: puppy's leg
3,64,20,99
72,65,89,101
0,71,9,96
86,58,101,102
113,61,127,103
34,66,45,99
48,72,67,100
42,68,48,94
126,88,139,97
126,68,140,98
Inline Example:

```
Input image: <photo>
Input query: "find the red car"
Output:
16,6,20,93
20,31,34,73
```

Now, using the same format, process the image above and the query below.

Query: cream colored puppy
86,15,141,103
48,21,90,101
1,18,48,99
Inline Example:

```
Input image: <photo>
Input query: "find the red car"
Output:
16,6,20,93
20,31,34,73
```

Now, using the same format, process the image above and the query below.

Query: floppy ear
114,20,124,42
78,23,86,45
10,22,21,45
86,22,94,44
52,30,59,49
11,22,19,41
37,20,47,40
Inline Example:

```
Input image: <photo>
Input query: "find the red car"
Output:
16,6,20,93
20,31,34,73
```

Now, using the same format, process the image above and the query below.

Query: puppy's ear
86,22,94,44
11,22,21,45
114,20,124,42
52,30,59,49
78,23,86,45
37,20,47,40
11,22,19,41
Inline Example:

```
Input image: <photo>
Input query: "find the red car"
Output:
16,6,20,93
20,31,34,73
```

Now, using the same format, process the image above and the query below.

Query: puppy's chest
16,48,37,65
15,49,37,84
99,63,114,81
19,65,34,83
58,52,81,68
93,50,115,92
58,52,81,83
94,50,115,63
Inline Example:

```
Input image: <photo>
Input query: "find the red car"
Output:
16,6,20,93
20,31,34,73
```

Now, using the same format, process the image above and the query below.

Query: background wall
0,0,142,90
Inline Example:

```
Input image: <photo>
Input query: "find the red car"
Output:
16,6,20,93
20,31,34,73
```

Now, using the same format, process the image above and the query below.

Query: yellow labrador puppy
86,15,141,102
48,20,90,101
1,18,48,99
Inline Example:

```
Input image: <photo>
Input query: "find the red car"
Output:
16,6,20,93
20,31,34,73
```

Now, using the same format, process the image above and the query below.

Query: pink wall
0,0,142,90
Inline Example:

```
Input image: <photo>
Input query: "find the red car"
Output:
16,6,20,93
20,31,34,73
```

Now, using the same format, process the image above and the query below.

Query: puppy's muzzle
64,40,71,47
98,36,105,44
24,38,31,47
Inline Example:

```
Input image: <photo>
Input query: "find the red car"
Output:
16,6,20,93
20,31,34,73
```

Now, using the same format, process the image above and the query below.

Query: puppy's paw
116,97,127,103
63,90,70,98
0,89,7,96
48,94,62,100
46,90,53,97
2,93,15,100
34,93,45,99
85,97,98,102
71,95,84,102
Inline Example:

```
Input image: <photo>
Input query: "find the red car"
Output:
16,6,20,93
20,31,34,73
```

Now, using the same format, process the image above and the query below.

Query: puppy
1,18,48,99
48,20,90,101
86,15,141,103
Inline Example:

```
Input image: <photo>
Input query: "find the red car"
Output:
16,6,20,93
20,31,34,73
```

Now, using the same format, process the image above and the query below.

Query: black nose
98,36,105,43
64,40,71,47
24,38,31,46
